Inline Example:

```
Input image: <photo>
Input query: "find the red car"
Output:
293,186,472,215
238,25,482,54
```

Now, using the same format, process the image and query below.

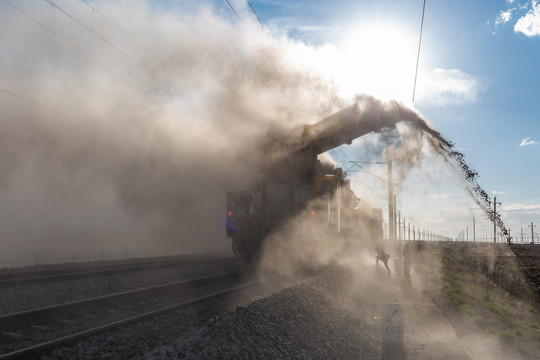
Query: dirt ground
138,242,540,360
408,242,540,360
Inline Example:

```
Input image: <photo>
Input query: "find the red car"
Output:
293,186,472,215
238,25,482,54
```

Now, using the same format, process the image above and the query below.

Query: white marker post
381,303,405,359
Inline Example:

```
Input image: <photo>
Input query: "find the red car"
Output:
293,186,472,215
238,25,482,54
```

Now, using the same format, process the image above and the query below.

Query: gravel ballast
136,258,477,360
139,267,381,360
145,285,378,359
9,254,482,359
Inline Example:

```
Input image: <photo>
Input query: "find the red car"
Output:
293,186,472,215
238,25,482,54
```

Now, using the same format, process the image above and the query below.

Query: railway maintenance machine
225,101,396,261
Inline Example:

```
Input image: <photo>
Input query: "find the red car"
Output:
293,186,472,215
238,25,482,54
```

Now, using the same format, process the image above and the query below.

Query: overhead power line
4,0,117,75
225,0,259,46
44,0,141,66
347,161,388,184
412,0,427,103
0,88,56,111
80,0,152,54
246,0,268,35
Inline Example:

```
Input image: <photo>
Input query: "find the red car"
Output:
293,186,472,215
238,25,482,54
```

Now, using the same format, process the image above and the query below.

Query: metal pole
530,222,536,257
387,148,394,242
394,195,397,242
398,212,401,241
493,196,497,244
473,217,476,243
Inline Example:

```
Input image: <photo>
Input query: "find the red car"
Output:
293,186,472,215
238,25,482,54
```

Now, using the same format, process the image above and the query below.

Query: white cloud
514,1,540,36
492,190,505,195
504,203,540,213
415,68,484,106
496,10,513,25
520,137,536,146
430,193,458,200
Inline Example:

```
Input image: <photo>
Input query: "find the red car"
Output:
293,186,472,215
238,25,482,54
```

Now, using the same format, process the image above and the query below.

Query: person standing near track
375,245,391,276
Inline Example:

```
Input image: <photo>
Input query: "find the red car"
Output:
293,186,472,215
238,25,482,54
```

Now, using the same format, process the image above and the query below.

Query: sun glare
335,23,419,103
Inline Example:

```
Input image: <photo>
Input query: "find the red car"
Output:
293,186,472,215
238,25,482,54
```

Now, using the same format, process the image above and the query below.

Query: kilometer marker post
381,303,405,359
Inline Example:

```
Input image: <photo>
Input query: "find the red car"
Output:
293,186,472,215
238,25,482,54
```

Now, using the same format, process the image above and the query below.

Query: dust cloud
0,0,344,265
1,1,509,268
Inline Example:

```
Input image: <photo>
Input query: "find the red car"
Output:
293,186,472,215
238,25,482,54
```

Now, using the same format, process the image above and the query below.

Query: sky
1,0,539,264
209,0,540,242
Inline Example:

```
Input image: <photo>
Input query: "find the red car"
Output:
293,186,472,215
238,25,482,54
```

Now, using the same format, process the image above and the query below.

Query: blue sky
211,0,540,241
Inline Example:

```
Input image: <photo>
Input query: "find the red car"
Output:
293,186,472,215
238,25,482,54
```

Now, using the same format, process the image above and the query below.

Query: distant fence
462,256,539,305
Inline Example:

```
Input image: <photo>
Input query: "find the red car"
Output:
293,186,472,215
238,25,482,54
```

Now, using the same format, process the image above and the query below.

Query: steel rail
0,254,230,288
0,277,266,360
0,269,246,332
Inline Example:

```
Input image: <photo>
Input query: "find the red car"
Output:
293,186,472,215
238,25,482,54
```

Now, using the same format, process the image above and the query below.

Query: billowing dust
1,1,509,266
0,0,345,264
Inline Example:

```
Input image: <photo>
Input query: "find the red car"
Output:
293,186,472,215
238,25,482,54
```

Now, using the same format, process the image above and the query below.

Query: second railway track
0,268,270,359
0,254,228,288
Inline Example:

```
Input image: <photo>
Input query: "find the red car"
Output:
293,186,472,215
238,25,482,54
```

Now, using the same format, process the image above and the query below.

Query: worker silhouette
375,246,391,276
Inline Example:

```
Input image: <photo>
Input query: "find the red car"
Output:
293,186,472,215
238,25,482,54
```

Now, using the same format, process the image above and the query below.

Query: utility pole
493,196,501,244
521,227,524,243
466,227,469,242
394,195,397,241
387,147,401,276
473,217,476,243
387,147,394,242
529,222,536,257
398,211,401,241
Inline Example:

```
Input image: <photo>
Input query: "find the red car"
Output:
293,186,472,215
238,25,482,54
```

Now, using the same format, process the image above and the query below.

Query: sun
334,22,420,104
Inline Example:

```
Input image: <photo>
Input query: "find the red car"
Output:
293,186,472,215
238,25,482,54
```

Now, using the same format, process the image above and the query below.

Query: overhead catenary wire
347,161,388,184
246,0,268,35
44,0,141,66
3,0,124,79
0,88,56,111
412,0,426,103
225,0,259,46
80,0,153,54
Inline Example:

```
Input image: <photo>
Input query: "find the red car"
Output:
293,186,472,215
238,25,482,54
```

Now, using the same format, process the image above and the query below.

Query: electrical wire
3,0,117,76
246,0,268,35
44,0,141,66
0,88,55,111
80,0,153,54
347,161,388,184
412,0,426,103
225,0,259,46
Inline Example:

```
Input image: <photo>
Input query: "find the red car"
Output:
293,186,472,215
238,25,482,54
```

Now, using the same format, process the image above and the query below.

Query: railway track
0,268,268,360
0,254,227,288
